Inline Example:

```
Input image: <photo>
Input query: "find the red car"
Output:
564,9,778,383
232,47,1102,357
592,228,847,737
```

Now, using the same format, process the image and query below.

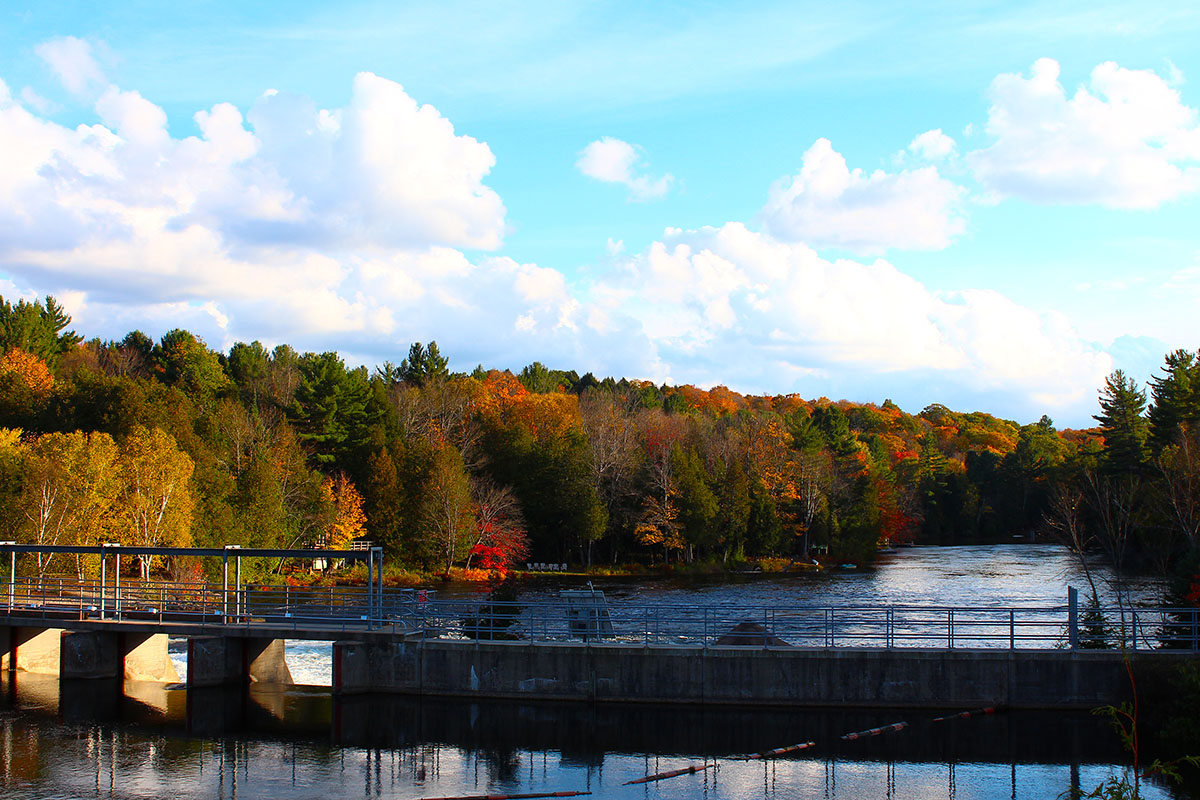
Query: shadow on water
2,671,1127,766
1,671,1178,800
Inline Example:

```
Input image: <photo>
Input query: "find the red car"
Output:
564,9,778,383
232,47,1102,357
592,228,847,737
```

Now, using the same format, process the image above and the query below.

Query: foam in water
168,638,333,686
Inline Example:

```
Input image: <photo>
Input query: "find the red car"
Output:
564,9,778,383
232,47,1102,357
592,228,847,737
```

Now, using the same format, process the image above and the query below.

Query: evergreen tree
1095,370,1149,475
399,341,450,387
1148,349,1200,454
0,295,82,365
289,352,377,469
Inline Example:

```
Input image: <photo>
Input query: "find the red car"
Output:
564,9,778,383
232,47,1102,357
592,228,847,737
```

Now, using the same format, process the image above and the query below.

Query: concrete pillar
332,640,364,694
187,636,244,687
186,636,292,687
245,638,292,685
6,628,62,675
0,626,11,672
60,630,122,679
122,633,180,683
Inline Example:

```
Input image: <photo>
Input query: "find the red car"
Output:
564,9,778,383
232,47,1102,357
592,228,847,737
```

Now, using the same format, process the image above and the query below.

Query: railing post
114,552,121,620
947,609,954,649
1009,609,1015,650
1131,611,1138,651
1068,586,1078,650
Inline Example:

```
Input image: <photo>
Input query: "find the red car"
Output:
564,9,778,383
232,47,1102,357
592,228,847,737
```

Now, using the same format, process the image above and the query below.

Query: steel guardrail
1,576,1193,651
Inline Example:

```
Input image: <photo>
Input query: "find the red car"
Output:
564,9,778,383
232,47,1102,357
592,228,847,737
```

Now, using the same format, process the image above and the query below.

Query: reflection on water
0,673,1178,799
508,544,1165,609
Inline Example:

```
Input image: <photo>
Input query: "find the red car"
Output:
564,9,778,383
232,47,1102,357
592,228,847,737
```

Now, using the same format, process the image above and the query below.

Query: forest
0,294,1197,597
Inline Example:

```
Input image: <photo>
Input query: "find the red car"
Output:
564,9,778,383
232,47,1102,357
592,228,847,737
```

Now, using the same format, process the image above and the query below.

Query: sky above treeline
1,1,1199,428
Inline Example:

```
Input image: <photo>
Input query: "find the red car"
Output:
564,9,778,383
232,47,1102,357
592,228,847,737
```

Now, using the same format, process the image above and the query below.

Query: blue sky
2,1,1199,427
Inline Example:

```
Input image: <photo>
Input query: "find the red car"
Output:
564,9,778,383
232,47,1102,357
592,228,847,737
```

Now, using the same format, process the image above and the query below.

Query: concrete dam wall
333,639,1188,709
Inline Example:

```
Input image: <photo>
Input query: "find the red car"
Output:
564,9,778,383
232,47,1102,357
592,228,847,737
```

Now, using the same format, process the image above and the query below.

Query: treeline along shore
0,294,1198,597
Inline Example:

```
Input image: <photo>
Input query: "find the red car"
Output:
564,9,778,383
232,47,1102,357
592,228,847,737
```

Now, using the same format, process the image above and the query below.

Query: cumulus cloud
35,36,107,96
967,58,1200,208
576,137,673,201
599,223,1112,418
760,138,966,254
0,46,1124,425
908,129,957,161
0,60,528,357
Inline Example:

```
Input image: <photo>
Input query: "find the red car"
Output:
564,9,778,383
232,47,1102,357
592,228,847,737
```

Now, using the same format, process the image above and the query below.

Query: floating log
841,721,908,741
623,764,714,785
931,706,1001,723
731,741,816,760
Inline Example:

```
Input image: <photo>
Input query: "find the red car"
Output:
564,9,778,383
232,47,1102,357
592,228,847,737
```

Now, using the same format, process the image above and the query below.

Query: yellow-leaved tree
0,347,54,397
19,431,120,577
320,473,366,549
117,426,195,579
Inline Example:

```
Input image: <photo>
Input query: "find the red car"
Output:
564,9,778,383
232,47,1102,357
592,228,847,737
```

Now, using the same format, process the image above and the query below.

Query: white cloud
0,46,1127,426
1165,59,1185,88
908,128,957,161
1166,264,1200,291
760,138,966,254
35,36,107,96
0,60,525,359
0,67,506,258
599,223,1112,419
576,137,673,201
967,58,1200,208
18,87,55,114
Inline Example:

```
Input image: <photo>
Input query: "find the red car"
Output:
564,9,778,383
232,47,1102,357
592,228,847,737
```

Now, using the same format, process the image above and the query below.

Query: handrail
0,575,1195,651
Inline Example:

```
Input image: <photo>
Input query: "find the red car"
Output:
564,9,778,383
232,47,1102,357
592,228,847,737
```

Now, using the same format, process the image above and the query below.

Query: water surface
0,675,1178,800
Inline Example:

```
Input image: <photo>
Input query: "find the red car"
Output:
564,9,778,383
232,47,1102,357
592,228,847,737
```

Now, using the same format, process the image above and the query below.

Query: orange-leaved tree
320,472,366,548
0,347,54,397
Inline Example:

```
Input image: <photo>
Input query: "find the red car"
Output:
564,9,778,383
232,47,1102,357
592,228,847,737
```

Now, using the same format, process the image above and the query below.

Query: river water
208,544,1163,688
1,544,1185,800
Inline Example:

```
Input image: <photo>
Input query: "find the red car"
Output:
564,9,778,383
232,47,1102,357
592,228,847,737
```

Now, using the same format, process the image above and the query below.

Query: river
0,544,1185,800
202,544,1164,688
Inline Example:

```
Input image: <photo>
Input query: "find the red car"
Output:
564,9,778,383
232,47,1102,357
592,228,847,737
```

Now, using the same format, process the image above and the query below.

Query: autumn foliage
4,292,1199,582
0,347,54,396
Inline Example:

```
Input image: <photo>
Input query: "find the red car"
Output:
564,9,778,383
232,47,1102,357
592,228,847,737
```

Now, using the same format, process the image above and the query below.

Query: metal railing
406,598,1200,651
0,576,427,634
1,576,1197,651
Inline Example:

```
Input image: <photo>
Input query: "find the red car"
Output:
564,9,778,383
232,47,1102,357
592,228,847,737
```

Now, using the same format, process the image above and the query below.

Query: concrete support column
122,633,180,683
60,630,122,679
3,628,62,675
333,640,419,695
187,636,292,687
245,638,292,685
187,636,244,687
0,625,11,672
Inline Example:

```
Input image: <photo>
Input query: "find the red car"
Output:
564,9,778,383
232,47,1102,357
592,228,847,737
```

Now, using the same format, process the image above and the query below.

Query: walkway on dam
3,543,1198,709
2,542,1198,651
